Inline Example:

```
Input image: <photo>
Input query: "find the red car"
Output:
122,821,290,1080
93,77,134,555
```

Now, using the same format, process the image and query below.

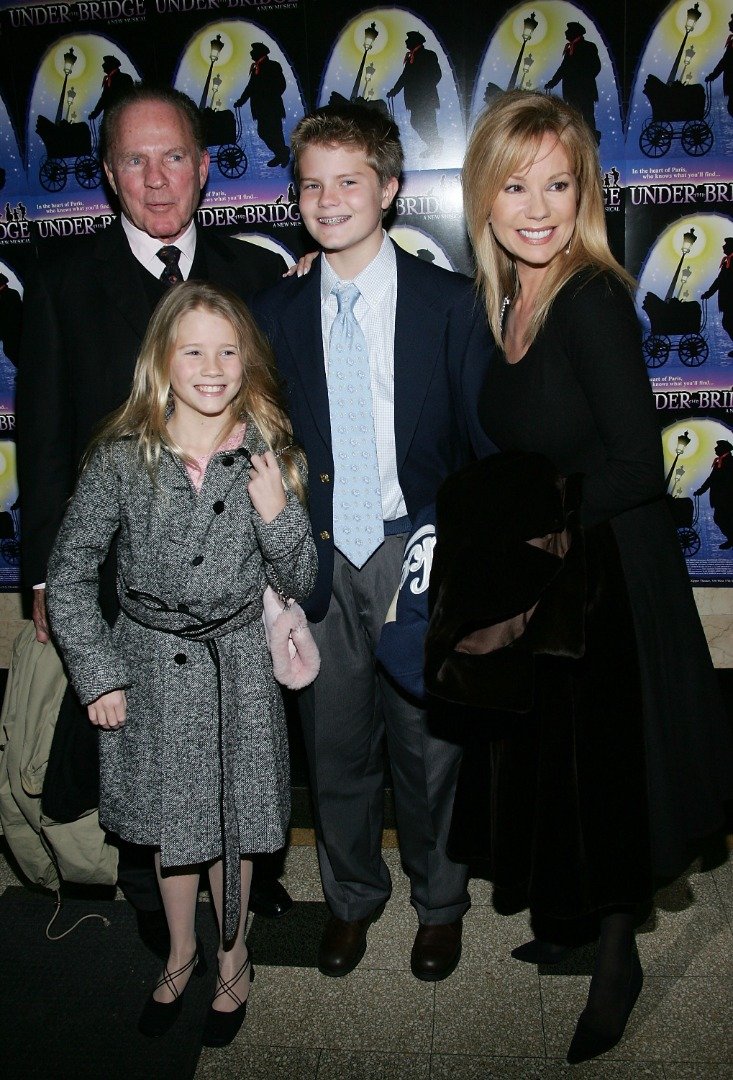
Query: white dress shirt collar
320,231,395,305
120,215,196,280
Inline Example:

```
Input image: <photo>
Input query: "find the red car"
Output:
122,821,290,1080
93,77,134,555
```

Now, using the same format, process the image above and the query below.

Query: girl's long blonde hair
88,280,307,503
462,90,634,348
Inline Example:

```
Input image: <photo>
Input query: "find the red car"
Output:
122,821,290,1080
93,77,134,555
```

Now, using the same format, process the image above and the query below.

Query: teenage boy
253,104,491,981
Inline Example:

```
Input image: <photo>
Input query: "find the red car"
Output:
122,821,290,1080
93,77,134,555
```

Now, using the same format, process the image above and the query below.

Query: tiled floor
1,838,731,1078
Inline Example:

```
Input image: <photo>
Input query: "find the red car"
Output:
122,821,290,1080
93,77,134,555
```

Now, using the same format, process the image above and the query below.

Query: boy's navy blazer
252,241,493,621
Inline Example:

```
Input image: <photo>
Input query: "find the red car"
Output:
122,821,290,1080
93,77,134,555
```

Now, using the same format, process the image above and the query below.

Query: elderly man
16,83,292,954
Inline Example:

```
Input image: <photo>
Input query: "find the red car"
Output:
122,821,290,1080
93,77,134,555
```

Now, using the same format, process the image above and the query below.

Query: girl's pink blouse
184,423,247,492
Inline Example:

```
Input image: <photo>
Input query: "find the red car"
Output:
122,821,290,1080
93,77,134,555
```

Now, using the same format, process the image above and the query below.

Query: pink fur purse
262,585,321,690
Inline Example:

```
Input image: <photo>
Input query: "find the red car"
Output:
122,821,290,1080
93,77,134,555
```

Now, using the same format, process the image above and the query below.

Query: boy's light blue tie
328,283,383,568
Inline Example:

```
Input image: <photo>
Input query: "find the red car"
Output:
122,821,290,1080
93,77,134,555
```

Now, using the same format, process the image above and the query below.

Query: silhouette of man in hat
706,14,733,118
0,271,21,366
387,31,443,157
545,22,601,143
234,43,289,167
89,55,134,121
695,439,733,548
701,238,733,356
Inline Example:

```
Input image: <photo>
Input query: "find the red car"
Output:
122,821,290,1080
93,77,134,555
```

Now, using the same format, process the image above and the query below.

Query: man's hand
88,689,127,730
282,251,320,278
32,587,50,643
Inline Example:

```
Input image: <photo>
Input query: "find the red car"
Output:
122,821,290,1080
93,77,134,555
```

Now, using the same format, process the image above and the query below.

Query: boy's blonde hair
463,91,634,347
291,103,403,187
88,281,307,503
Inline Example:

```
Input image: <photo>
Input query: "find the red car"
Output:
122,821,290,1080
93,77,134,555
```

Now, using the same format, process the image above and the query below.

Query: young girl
46,281,317,1047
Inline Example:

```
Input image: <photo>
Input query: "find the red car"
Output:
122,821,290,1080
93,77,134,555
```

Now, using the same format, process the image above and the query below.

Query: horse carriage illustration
200,107,248,179
35,114,102,192
639,75,713,158
667,493,701,557
641,292,708,368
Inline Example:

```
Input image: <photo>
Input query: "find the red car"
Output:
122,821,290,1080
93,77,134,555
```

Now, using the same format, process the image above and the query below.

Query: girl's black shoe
201,952,255,1048
138,936,207,1038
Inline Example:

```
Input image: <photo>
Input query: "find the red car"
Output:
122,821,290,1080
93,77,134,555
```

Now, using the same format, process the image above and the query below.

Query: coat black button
174,653,187,665
213,501,225,514
177,603,189,614
221,455,234,467
191,555,204,566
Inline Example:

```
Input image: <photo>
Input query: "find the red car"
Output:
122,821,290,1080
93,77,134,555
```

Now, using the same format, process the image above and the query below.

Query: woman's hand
248,451,287,523
88,689,127,730
282,251,320,278
32,587,50,643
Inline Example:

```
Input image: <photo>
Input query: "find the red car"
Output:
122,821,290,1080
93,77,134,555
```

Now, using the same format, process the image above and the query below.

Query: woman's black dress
459,269,732,938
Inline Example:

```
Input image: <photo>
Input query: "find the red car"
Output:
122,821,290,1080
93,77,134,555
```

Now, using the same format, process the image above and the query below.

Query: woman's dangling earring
565,235,573,256
165,388,174,420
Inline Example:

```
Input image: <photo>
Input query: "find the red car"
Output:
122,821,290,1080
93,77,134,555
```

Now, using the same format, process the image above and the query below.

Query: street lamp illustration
363,61,375,100
665,227,697,300
677,265,692,298
667,3,701,85
508,12,538,91
350,21,379,102
199,33,224,110
665,430,692,492
55,46,77,124
210,73,222,110
65,86,76,122
520,53,535,90
682,44,696,80
673,464,687,498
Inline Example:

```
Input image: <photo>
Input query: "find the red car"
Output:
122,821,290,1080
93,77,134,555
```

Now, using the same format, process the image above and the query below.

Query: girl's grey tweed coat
46,422,317,937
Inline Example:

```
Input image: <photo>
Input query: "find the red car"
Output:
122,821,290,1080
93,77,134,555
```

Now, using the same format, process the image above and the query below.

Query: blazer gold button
320,473,330,483
320,530,330,540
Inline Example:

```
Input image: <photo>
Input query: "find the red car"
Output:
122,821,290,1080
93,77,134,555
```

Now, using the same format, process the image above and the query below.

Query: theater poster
0,0,730,586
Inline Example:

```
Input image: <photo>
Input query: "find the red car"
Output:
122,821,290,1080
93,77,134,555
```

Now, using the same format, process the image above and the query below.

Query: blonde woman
458,91,732,1063
46,281,316,1047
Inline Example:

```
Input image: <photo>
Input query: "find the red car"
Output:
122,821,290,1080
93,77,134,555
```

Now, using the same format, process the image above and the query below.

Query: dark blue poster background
0,1,731,584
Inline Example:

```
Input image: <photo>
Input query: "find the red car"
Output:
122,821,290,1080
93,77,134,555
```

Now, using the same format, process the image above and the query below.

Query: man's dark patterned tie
156,245,183,286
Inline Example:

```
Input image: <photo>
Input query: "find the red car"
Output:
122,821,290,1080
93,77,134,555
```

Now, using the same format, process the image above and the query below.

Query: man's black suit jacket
252,243,494,622
17,219,285,586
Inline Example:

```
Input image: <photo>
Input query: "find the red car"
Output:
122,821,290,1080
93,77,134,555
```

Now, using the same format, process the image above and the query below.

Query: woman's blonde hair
88,280,307,503
463,90,634,347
